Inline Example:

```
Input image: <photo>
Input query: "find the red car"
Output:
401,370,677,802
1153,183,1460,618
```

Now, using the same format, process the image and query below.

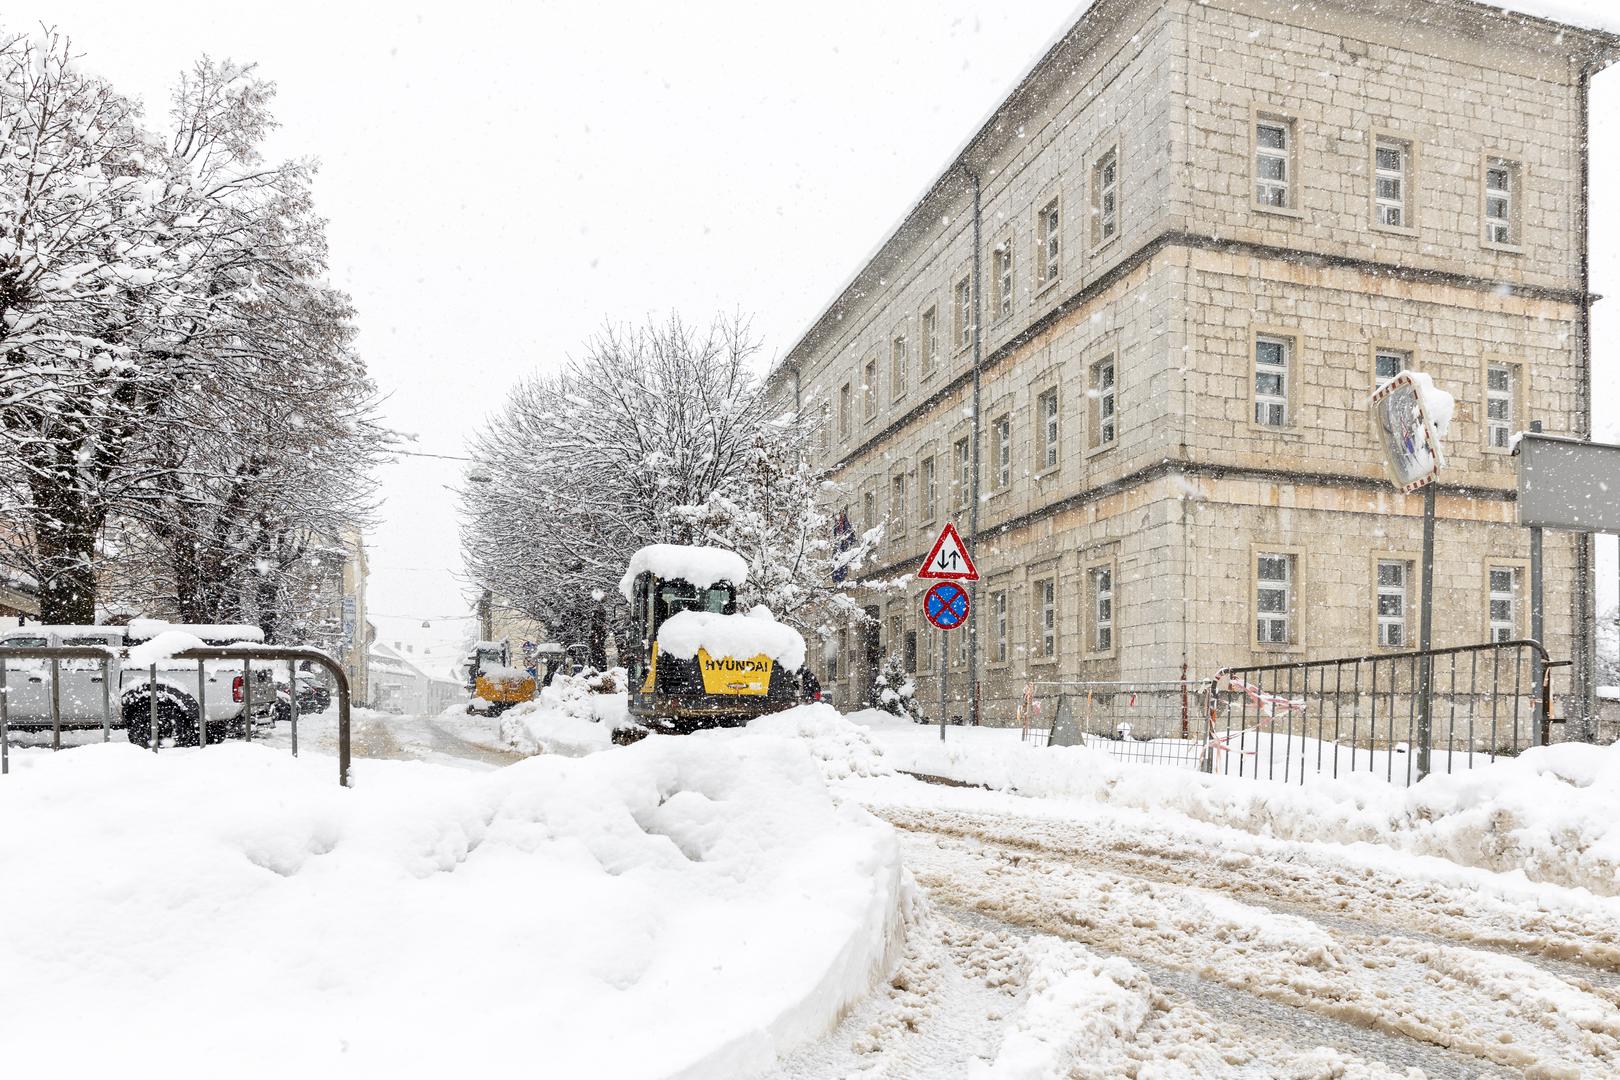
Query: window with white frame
953,437,970,510
1488,565,1519,642
919,454,936,521
1486,362,1513,449
992,238,1014,320
1256,553,1292,645
993,415,1011,489
1037,388,1060,469
993,590,1009,663
890,334,908,399
1090,565,1113,653
838,383,851,439
920,305,939,375
1376,559,1410,647
1090,356,1116,447
953,276,972,351
1036,578,1056,659
1255,117,1293,209
1092,147,1119,245
1373,136,1412,229
1037,197,1060,285
889,473,907,534
1254,336,1289,427
1485,158,1519,246
1375,347,1408,387
862,358,878,421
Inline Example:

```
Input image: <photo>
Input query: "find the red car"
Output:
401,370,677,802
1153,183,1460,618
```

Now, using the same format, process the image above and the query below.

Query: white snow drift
0,731,903,1080
619,543,748,599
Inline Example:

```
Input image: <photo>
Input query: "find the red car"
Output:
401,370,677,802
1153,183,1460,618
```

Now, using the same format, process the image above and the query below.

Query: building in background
369,640,460,715
771,0,1617,723
0,566,39,630
332,527,372,704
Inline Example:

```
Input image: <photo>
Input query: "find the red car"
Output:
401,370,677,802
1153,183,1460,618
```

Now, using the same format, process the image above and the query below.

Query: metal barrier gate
1037,680,1208,767
1208,639,1558,786
0,645,352,786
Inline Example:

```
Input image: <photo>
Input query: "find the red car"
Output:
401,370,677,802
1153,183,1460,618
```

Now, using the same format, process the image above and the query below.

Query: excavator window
652,581,734,633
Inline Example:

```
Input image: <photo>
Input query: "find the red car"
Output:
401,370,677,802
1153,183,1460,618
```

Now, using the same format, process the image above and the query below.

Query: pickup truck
0,621,278,746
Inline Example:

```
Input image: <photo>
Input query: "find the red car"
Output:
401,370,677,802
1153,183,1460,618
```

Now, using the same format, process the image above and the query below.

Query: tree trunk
28,474,100,625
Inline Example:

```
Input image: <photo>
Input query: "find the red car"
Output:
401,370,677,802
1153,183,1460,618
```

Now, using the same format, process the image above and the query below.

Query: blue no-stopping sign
924,581,970,631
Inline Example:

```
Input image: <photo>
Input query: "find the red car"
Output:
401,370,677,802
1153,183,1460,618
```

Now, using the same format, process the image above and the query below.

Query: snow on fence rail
0,645,352,786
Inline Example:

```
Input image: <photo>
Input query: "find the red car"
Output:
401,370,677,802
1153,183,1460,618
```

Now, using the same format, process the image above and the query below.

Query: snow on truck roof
127,619,264,643
618,544,748,601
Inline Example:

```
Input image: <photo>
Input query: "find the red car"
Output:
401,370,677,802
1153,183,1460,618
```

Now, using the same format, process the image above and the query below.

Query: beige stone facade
771,0,1617,724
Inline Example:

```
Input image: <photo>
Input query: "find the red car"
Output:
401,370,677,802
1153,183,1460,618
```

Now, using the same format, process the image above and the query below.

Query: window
862,490,877,536
1089,357,1116,448
1090,565,1113,654
1254,335,1289,427
1254,115,1294,210
888,615,901,660
919,455,937,522
1488,565,1520,642
862,358,878,421
903,630,917,673
1486,362,1513,449
838,383,851,439
993,414,1011,490
1036,197,1060,286
1256,553,1292,645
889,473,907,532
955,620,969,667
990,238,1014,321
920,305,939,376
1036,388,1060,469
819,401,831,452
952,276,972,351
953,437,970,510
890,334,908,399
1091,147,1119,246
1373,135,1413,230
1035,578,1056,659
1374,347,1408,387
1484,158,1520,247
918,615,934,672
993,590,1009,664
1376,559,1410,647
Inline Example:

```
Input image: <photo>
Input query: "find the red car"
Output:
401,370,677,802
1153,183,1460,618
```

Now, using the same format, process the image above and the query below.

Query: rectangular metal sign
1517,432,1620,532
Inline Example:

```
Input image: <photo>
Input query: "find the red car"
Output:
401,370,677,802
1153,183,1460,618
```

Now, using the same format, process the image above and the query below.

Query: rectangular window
819,401,831,452
993,591,1009,664
918,617,933,672
952,276,972,351
1092,147,1119,245
862,358,878,421
1376,559,1410,647
1090,357,1117,448
1488,565,1519,642
993,415,1011,489
1037,388,1060,469
890,334,908,399
838,383,851,439
920,305,939,376
1486,362,1513,449
889,473,907,532
1037,198,1061,285
919,455,936,521
903,630,917,674
888,615,901,661
1036,578,1056,659
1254,336,1289,427
1090,565,1114,654
990,239,1014,321
862,490,877,536
1374,347,1408,387
1255,117,1293,209
1256,553,1292,645
1373,136,1412,229
1484,158,1519,246
953,437,970,510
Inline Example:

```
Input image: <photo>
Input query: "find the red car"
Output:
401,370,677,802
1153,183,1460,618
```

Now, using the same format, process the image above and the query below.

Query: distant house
0,565,40,629
369,640,461,715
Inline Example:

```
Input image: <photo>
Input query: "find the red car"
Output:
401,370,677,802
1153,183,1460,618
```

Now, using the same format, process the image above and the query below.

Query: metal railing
1208,639,1555,786
1036,680,1209,767
0,645,351,786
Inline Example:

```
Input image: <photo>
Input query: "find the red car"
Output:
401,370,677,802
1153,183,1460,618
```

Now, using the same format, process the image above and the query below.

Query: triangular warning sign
917,522,979,581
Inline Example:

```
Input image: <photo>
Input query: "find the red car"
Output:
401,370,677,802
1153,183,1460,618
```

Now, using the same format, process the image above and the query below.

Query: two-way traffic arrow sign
916,522,979,581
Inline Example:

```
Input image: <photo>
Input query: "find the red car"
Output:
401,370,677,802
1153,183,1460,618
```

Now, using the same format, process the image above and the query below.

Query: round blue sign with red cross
924,581,970,631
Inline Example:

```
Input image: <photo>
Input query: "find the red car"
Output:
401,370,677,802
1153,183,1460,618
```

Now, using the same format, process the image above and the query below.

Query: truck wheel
125,700,185,748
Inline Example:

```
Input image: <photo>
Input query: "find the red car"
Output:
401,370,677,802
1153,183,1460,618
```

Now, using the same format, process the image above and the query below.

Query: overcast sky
13,1,1617,668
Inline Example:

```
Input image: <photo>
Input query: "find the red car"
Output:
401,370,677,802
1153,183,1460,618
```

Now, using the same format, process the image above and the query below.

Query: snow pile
498,669,627,757
1404,368,1454,443
748,704,894,780
619,543,748,599
124,628,206,667
0,734,904,1079
126,618,264,643
857,713,1620,895
658,606,806,671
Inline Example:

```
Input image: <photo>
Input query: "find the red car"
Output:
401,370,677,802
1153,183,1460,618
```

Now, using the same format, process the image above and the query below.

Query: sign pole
940,629,948,743
1417,482,1436,780
1528,420,1545,744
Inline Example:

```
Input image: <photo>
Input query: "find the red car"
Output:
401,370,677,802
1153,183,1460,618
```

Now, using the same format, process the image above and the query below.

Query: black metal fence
0,645,352,786
1208,639,1555,786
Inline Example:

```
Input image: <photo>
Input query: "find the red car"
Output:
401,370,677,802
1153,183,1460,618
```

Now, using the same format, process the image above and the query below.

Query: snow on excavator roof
619,545,748,601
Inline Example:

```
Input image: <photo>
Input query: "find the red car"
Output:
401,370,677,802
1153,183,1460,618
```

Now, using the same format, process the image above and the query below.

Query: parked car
0,621,278,746
272,674,332,725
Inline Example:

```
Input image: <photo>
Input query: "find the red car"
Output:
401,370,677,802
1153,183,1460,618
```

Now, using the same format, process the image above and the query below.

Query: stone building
769,0,1617,725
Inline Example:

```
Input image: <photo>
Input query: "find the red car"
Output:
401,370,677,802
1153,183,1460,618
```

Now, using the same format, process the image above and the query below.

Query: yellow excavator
464,640,537,715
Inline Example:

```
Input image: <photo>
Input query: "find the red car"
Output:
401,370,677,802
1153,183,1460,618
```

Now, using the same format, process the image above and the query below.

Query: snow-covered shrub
873,653,923,724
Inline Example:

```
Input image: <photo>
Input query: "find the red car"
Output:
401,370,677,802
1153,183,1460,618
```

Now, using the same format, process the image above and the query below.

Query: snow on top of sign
1405,370,1455,444
618,544,748,600
658,606,806,671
